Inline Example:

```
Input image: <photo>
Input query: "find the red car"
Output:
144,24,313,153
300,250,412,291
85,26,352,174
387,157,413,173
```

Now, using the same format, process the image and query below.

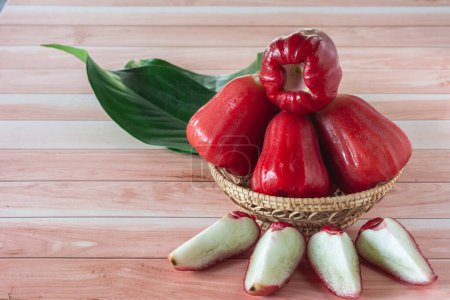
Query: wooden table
1,0,450,299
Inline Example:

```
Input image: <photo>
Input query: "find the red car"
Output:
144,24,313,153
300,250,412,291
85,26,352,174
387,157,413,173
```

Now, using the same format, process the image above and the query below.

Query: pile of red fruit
169,212,437,297
187,29,412,196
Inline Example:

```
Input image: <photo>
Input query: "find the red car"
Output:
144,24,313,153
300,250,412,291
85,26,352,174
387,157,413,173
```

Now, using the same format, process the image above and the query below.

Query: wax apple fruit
314,94,412,194
260,29,342,115
186,74,279,176
168,211,260,271
244,222,305,296
308,226,362,299
251,111,330,197
356,217,437,285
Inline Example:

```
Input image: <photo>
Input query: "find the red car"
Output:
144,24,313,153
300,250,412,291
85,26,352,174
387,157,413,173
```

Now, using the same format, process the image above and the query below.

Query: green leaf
42,44,88,63
43,44,263,154
125,53,263,92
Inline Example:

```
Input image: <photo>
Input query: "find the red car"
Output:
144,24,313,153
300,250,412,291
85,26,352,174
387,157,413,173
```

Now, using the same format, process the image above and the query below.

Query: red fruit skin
314,94,412,194
260,29,342,115
321,225,343,235
358,217,385,233
251,111,330,197
229,210,256,220
186,74,279,176
356,217,438,285
270,221,295,231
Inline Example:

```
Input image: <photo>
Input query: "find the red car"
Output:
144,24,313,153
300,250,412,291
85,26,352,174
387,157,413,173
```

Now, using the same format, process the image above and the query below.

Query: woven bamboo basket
209,163,403,236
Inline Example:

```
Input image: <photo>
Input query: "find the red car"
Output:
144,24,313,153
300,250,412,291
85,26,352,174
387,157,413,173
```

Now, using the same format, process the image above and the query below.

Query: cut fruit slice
356,217,438,285
168,211,260,271
308,226,362,299
244,222,305,296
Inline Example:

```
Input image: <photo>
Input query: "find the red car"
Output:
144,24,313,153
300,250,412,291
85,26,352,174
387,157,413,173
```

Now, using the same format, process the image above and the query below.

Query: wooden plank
1,25,449,47
8,0,450,6
0,182,449,218
2,6,450,26
0,94,110,120
0,120,447,149
0,150,207,182
403,150,450,182
0,121,160,150
1,2,448,299
367,95,450,120
3,46,450,70
369,183,450,218
0,258,447,299
2,69,449,94
0,218,447,259
1,94,449,121
394,121,450,149
1,46,262,70
0,150,447,182
0,181,233,218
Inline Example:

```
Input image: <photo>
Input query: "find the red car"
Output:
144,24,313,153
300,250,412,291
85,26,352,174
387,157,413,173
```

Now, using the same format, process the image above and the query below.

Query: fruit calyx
270,221,295,231
229,210,255,219
359,217,385,234
321,225,344,235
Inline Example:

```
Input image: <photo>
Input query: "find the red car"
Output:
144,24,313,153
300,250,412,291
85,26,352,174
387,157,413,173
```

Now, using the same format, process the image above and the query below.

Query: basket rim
208,163,403,205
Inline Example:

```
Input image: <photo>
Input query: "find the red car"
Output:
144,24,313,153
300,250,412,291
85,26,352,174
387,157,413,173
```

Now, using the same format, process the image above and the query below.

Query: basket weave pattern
209,163,402,236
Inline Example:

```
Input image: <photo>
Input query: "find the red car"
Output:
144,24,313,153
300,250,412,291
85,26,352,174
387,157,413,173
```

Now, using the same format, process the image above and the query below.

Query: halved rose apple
355,217,437,285
308,226,362,299
168,211,260,271
244,222,305,296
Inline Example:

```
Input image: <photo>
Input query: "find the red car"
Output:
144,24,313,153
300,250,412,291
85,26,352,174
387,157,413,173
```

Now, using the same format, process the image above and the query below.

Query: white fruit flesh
308,231,361,298
356,218,436,284
244,226,305,293
169,213,259,270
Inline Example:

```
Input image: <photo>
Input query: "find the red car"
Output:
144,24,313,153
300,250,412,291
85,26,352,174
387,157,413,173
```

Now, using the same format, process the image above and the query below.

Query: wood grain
0,120,447,149
369,98,450,120
3,46,450,70
0,258,447,299
0,150,208,182
2,6,450,26
1,182,449,218
0,181,233,218
0,94,110,120
2,26,449,47
1,1,449,298
8,0,450,6
1,94,449,121
0,150,448,182
2,69,449,94
0,218,448,259
0,121,160,149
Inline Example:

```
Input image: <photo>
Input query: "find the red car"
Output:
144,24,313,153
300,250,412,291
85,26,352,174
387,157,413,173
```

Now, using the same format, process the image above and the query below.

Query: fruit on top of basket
186,74,279,176
307,226,362,299
259,29,342,116
186,28,412,196
314,94,412,194
244,222,305,296
355,217,438,285
251,111,330,198
168,211,260,271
